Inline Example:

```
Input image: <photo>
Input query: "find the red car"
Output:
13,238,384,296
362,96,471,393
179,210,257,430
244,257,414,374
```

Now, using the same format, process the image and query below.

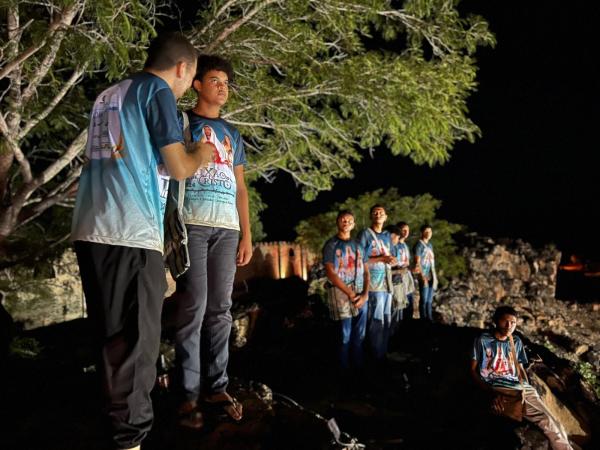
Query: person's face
172,59,197,100
390,233,400,245
495,314,517,337
421,227,432,240
336,214,355,234
400,225,410,240
370,207,387,226
194,70,229,106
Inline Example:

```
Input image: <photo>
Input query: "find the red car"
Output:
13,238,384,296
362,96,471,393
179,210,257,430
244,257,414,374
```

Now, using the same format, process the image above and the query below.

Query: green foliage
575,361,600,399
9,336,42,359
295,188,466,280
189,0,495,200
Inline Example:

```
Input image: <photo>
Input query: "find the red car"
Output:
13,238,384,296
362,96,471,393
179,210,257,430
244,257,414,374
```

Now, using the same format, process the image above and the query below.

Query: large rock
1,249,84,329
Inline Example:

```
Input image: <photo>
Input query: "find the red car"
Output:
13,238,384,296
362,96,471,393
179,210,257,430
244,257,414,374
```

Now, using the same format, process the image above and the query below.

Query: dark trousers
75,241,166,449
172,225,239,401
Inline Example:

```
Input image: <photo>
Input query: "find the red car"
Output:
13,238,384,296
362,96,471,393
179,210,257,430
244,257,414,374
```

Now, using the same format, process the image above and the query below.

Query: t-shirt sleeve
233,130,247,167
415,242,424,258
146,88,184,149
323,239,335,265
357,242,369,263
358,230,370,255
472,337,481,361
515,337,528,366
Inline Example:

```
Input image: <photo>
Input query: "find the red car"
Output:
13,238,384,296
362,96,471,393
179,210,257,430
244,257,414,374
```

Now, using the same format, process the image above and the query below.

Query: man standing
323,210,369,371
414,224,437,321
358,205,395,360
71,33,213,450
471,306,574,450
172,55,252,428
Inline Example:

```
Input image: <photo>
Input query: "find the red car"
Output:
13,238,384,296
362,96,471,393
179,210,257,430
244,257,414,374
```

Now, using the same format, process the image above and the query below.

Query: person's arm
160,141,213,181
354,263,369,309
324,263,356,300
234,165,252,266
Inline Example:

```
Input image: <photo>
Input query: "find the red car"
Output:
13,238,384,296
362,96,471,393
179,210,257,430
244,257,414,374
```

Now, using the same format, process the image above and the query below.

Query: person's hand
192,141,215,167
353,292,368,309
346,288,357,300
382,255,396,264
421,276,429,287
236,235,253,266
491,395,504,414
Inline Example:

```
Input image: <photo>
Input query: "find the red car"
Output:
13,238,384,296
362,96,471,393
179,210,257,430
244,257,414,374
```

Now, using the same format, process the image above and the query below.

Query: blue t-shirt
71,72,183,252
415,240,435,277
472,331,528,388
322,236,367,293
358,228,392,292
182,112,247,230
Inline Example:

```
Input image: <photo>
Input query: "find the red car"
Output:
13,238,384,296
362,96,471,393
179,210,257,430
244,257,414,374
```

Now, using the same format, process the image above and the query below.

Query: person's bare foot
177,400,204,429
202,392,243,421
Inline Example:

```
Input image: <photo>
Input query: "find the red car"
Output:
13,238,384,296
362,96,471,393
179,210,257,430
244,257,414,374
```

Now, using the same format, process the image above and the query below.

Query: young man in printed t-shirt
386,223,416,334
414,224,437,321
323,210,370,371
171,55,252,429
358,205,396,360
71,33,213,450
471,306,573,450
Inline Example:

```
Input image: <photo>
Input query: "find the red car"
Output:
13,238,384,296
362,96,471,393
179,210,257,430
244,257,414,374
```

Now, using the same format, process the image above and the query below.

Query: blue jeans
419,282,435,321
338,303,368,369
367,291,392,360
172,225,239,401
404,293,415,320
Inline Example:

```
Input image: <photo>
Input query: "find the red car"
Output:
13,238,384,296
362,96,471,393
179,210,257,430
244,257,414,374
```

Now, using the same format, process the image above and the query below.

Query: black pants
75,241,166,449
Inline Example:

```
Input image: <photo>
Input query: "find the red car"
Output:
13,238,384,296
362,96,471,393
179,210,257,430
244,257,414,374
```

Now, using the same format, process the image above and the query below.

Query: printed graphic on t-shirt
416,241,434,276
323,237,365,293
358,229,391,292
183,117,246,230
473,332,527,387
88,80,132,160
397,242,410,267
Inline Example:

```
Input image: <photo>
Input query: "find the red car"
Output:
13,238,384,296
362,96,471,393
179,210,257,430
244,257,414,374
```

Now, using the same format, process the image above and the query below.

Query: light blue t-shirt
415,240,435,277
182,113,246,230
322,236,368,293
358,228,392,292
71,72,183,253
472,331,528,388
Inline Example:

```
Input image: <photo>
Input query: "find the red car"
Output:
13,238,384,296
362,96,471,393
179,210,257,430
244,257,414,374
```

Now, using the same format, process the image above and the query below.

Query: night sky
256,1,600,260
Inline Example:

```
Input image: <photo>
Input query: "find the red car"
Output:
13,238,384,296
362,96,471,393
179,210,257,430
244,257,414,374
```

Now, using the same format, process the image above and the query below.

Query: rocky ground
2,274,598,450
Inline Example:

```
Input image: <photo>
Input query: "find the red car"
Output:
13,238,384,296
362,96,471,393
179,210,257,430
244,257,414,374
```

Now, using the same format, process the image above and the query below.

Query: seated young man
323,210,369,371
471,306,573,450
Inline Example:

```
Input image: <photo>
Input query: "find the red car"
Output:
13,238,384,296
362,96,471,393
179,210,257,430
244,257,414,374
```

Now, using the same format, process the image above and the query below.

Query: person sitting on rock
471,306,574,450
323,210,370,371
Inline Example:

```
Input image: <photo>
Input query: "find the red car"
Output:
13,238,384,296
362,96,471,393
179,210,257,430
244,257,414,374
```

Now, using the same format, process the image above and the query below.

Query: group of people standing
322,205,437,370
70,33,250,449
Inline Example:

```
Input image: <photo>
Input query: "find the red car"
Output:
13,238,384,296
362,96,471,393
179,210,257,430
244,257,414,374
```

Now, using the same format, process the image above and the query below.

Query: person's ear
192,79,201,92
175,61,192,80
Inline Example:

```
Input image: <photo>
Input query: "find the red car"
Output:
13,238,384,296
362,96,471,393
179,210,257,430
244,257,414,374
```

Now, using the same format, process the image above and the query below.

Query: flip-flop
177,400,204,430
201,395,243,422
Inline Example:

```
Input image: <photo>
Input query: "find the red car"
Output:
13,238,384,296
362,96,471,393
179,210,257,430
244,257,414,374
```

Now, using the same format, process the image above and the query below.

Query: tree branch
202,0,279,53
18,64,87,139
0,114,32,183
0,3,80,81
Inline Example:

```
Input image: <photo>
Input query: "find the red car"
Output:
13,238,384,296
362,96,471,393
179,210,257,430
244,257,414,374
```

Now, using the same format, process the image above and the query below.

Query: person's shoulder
220,118,240,135
512,333,524,346
323,236,339,251
477,330,495,343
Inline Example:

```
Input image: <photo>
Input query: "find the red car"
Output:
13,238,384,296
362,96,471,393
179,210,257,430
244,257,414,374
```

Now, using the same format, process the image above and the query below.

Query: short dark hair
420,224,432,233
397,221,408,228
370,204,385,215
492,306,518,325
336,210,354,221
386,225,401,235
144,32,197,71
195,54,234,83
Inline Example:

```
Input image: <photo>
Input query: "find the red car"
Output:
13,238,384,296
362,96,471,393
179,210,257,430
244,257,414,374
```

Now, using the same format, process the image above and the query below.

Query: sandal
177,400,204,430
201,394,243,422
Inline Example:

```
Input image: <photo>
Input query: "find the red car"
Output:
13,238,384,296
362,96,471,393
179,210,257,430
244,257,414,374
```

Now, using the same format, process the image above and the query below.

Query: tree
187,0,494,199
295,188,467,280
0,0,157,257
0,0,493,258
